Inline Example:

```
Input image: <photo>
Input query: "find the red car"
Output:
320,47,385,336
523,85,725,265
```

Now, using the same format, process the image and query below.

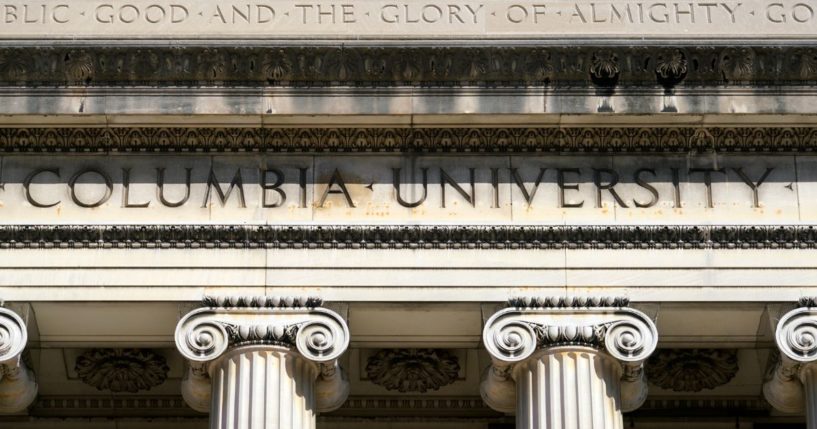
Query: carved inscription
0,154,807,224
16,165,776,209
0,0,816,39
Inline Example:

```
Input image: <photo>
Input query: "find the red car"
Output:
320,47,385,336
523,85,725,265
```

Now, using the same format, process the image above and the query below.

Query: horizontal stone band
0,45,812,86
0,224,814,249
0,127,815,153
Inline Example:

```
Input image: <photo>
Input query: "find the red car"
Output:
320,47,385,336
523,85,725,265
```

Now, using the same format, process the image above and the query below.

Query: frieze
0,224,817,249
0,45,814,87
1,127,817,153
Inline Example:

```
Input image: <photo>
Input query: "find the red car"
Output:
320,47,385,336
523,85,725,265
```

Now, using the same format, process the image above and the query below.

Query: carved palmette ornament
366,349,460,393
646,349,739,392
174,296,350,413
481,297,658,414
0,306,37,413
75,349,170,393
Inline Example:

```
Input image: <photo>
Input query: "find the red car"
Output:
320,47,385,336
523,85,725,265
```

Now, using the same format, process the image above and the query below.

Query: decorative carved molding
1,224,817,250
508,296,630,309
481,297,658,416
366,349,460,393
202,295,322,308
175,295,350,413
0,306,37,413
74,349,169,393
646,349,739,392
1,127,817,153
0,46,814,87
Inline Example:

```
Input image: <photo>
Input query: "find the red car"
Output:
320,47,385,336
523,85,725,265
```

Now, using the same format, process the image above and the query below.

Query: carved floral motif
366,349,460,393
647,349,739,392
0,127,813,153
75,349,170,393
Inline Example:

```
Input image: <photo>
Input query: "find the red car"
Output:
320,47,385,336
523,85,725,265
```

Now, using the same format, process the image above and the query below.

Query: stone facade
0,1,816,428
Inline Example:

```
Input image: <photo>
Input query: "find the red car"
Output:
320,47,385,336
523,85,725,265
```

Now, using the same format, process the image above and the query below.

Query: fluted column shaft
210,346,318,429
803,364,817,429
514,348,622,429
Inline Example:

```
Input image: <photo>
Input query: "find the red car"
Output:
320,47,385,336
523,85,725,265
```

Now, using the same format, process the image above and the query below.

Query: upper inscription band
0,0,815,41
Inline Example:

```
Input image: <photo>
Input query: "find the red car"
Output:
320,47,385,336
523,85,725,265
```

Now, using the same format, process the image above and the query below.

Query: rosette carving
647,349,738,392
0,306,37,414
75,349,169,393
366,349,460,393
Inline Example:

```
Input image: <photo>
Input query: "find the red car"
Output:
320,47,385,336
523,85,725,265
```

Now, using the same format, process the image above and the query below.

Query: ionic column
763,298,817,428
0,305,37,413
175,296,350,429
481,297,658,429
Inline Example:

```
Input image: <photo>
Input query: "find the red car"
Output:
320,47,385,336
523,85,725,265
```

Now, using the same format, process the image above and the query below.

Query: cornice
0,45,815,87
1,126,817,153
0,224,816,250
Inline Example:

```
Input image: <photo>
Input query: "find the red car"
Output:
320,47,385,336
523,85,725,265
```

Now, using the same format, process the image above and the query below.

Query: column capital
481,296,658,414
0,305,37,414
764,298,817,414
174,295,350,413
